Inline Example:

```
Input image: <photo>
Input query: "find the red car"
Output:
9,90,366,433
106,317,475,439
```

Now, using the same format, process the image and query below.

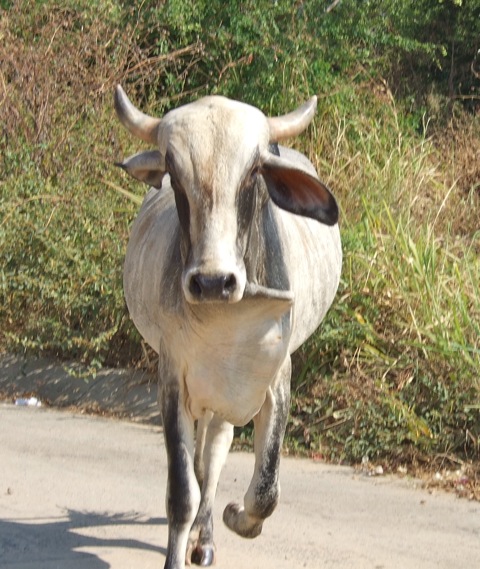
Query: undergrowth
290,103,480,466
1,0,479,469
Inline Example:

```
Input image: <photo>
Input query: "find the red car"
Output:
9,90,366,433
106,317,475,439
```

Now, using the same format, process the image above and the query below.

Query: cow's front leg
187,414,234,565
160,372,201,569
223,356,291,538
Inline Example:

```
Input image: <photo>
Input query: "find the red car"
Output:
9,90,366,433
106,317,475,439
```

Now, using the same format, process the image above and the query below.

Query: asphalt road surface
1,404,479,569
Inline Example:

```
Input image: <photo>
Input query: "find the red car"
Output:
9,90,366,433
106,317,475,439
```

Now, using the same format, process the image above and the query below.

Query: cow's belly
172,302,291,426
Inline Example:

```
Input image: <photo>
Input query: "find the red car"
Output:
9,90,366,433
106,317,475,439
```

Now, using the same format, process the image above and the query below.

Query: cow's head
115,86,338,305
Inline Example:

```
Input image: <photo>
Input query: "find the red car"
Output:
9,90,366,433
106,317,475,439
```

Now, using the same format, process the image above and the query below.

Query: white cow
115,85,342,568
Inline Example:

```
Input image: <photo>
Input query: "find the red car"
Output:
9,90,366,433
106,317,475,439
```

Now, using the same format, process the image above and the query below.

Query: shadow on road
0,509,167,568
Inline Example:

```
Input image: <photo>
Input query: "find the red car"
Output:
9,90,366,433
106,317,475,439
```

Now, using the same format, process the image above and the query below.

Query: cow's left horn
268,96,317,142
114,85,161,145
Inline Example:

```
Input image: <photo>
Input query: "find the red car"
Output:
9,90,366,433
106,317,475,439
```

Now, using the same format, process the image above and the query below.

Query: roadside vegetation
1,0,479,488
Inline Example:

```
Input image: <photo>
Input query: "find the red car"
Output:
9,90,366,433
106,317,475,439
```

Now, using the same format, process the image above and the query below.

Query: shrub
1,0,478,465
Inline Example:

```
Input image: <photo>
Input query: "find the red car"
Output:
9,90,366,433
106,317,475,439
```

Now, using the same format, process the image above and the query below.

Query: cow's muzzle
186,271,240,303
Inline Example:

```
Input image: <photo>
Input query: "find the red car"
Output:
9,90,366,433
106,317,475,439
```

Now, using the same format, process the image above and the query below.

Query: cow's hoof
186,541,215,566
222,502,263,539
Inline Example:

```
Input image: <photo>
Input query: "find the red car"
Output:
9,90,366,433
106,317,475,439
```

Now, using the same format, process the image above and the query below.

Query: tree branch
326,0,342,13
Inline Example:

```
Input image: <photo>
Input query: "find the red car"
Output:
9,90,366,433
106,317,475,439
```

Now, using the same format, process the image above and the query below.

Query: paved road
1,404,479,569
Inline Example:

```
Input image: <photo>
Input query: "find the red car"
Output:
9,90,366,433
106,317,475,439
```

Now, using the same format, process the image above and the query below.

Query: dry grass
1,1,479,475
289,80,480,469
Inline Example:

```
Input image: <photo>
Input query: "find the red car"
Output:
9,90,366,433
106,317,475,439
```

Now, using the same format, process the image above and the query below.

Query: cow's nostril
189,275,203,298
224,274,237,293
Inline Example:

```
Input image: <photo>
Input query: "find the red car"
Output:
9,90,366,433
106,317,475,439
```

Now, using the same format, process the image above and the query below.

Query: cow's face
115,87,338,305
157,98,269,304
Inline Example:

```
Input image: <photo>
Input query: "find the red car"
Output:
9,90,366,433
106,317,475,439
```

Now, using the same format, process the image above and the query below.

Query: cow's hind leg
160,371,200,569
188,414,234,566
223,357,291,538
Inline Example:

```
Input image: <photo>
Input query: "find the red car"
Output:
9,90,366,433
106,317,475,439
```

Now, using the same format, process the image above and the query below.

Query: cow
114,84,342,569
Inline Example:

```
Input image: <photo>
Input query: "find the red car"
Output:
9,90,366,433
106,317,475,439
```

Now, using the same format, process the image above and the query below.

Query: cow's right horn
114,85,161,145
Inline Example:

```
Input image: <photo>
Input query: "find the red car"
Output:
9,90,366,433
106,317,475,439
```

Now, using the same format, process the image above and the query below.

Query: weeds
1,0,479,469
291,109,480,464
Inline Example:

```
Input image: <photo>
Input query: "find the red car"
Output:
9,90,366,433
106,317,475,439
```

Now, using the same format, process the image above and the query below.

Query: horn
267,96,318,142
114,85,161,145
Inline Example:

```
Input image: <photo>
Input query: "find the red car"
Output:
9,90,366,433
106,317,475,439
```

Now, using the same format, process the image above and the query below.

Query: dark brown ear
261,154,338,225
115,150,166,189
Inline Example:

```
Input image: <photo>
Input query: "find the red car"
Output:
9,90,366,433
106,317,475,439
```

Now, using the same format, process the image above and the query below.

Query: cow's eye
244,166,259,191
237,170,257,237
168,171,190,233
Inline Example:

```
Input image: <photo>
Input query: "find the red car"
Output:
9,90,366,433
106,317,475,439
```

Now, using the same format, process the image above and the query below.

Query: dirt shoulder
0,354,159,424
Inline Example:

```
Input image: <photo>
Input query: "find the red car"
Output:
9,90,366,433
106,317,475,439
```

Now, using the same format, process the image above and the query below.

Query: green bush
1,0,479,465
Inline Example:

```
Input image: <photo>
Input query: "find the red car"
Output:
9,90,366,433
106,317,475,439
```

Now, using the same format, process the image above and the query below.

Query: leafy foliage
1,0,479,465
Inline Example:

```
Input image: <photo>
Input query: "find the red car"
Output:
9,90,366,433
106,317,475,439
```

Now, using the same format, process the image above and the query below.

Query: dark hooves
191,544,215,566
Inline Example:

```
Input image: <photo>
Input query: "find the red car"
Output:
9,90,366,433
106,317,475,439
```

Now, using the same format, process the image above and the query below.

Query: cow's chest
167,299,292,426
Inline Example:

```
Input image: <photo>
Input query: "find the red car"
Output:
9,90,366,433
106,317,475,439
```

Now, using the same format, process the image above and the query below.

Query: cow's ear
116,150,166,189
261,156,338,226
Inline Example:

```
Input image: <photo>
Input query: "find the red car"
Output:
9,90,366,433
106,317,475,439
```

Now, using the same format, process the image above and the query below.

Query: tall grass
1,1,478,466
291,98,480,463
